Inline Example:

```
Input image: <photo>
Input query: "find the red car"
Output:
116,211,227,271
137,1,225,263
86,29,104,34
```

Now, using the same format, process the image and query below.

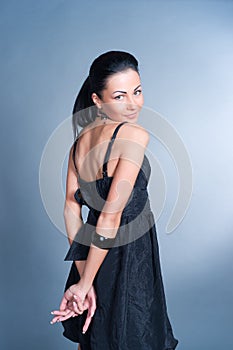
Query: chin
126,116,138,123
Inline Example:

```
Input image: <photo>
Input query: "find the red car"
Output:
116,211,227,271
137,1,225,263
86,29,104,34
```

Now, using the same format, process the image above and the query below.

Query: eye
114,95,124,100
134,89,142,96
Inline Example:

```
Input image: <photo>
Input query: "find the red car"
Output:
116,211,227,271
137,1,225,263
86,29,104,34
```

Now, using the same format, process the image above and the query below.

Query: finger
89,295,97,316
73,295,85,313
77,300,84,313
59,292,72,311
51,309,70,316
66,299,83,315
56,310,75,322
59,296,68,311
82,299,89,310
50,314,65,324
82,309,93,334
50,308,72,324
67,300,75,310
72,301,84,315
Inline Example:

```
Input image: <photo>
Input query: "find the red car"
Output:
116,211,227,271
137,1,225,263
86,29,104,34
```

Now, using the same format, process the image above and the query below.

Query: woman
51,51,179,350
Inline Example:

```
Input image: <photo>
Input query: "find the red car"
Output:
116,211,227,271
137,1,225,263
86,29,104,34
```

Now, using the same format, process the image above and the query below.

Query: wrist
92,230,115,249
75,260,86,276
79,274,93,294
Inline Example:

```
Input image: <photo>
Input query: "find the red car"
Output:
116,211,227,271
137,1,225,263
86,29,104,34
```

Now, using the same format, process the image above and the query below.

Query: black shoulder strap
102,121,128,177
72,138,79,174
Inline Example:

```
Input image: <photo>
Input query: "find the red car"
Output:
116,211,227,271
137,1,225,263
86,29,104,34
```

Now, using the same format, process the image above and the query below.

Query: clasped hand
50,283,96,334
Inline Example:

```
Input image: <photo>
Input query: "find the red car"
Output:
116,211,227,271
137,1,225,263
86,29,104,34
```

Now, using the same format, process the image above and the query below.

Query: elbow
63,202,69,219
97,210,122,230
63,201,75,219
63,200,82,221
96,211,123,239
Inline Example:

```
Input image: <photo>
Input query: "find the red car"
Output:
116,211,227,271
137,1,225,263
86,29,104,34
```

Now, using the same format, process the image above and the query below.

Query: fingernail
50,321,53,324
51,311,54,314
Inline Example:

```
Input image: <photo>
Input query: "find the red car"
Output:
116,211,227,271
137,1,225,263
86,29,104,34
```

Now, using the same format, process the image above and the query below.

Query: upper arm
100,125,149,219
64,145,82,216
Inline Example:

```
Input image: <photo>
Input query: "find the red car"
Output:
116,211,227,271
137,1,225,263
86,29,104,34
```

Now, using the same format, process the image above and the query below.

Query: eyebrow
112,84,141,95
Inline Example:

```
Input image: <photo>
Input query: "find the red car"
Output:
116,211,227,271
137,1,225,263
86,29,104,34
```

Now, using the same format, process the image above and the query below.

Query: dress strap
72,122,128,178
102,121,128,177
72,137,79,174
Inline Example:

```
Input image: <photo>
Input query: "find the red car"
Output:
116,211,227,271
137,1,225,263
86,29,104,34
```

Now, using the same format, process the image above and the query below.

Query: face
92,69,144,123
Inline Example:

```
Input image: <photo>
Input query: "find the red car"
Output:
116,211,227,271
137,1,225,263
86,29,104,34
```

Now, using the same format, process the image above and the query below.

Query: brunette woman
51,51,179,350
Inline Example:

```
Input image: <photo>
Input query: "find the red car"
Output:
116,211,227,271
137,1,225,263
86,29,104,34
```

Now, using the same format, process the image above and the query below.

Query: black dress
62,122,179,350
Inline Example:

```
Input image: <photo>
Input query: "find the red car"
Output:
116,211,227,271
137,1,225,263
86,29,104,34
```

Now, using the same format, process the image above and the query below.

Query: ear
91,93,102,109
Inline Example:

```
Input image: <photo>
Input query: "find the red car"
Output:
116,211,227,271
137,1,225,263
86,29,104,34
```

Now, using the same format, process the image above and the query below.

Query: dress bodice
72,122,151,214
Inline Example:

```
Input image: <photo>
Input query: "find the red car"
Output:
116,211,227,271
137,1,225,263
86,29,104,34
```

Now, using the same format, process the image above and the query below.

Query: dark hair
72,51,139,138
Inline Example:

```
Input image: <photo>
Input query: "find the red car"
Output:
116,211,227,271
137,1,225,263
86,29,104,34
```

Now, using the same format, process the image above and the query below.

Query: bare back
73,121,128,182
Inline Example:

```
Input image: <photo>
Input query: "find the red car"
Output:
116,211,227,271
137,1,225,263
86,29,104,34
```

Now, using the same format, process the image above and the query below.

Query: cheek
103,102,123,115
138,95,144,107
111,102,125,112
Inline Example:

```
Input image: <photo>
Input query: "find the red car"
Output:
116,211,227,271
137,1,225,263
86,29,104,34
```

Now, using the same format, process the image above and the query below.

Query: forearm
64,202,83,245
64,202,87,277
80,246,108,290
65,217,87,277
80,212,122,291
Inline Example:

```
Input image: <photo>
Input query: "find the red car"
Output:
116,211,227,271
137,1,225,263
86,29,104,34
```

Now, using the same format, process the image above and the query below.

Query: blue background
1,1,233,349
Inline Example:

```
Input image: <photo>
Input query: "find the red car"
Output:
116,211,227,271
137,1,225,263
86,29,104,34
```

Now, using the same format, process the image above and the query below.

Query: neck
96,112,113,124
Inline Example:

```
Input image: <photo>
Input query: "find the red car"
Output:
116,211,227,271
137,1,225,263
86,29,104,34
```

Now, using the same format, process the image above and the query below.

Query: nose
126,95,137,110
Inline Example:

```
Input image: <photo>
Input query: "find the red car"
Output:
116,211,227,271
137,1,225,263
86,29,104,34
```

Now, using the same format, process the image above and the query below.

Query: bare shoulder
120,123,149,146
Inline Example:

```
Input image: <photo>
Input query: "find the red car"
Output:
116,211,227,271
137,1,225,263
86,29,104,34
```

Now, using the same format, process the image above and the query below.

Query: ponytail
72,76,97,139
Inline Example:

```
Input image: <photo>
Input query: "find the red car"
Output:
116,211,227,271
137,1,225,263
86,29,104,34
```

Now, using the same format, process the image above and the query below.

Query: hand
50,284,97,334
51,282,87,322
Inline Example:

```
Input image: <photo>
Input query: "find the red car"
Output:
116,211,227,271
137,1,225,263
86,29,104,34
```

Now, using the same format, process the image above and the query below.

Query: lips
124,112,138,118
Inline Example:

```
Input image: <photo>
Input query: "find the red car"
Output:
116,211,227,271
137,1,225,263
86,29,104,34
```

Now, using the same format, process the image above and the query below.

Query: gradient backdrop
1,1,233,349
